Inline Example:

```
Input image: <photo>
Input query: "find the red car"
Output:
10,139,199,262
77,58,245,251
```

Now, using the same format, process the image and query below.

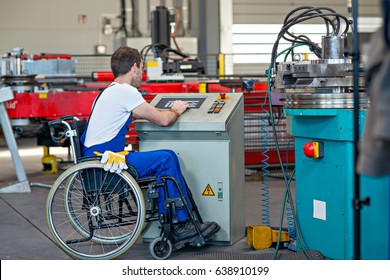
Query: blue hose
285,139,296,240
260,103,271,227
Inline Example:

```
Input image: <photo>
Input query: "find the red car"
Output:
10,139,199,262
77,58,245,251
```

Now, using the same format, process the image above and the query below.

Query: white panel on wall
231,0,382,75
233,0,382,24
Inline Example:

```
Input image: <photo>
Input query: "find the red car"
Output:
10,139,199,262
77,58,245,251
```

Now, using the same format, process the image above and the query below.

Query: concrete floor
0,136,314,260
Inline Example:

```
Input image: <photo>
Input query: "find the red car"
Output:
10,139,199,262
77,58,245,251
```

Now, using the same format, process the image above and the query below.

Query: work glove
94,150,129,174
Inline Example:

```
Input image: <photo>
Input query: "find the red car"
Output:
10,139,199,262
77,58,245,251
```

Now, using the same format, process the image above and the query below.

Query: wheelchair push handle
48,115,80,128
60,115,78,122
48,119,63,127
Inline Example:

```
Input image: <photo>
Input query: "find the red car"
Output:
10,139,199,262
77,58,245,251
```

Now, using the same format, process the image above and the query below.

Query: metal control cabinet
285,108,389,259
135,93,245,244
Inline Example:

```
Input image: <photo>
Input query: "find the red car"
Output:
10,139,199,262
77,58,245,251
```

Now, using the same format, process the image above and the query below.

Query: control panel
135,92,245,245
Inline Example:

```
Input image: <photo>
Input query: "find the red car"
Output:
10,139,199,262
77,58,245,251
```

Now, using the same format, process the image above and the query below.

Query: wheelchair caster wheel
149,237,172,260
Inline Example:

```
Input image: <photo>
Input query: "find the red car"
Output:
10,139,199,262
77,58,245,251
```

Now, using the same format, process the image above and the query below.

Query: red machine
5,76,293,167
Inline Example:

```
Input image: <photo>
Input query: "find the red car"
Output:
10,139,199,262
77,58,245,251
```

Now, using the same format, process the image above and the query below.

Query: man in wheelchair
80,46,220,246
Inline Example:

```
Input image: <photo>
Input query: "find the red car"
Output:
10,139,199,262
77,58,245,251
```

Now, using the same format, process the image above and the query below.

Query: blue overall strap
80,88,105,155
89,84,115,119
82,116,131,156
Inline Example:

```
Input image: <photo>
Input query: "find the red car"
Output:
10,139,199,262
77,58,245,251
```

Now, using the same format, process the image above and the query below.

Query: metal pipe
352,0,362,260
130,0,143,37
182,0,189,36
321,36,345,59
120,0,129,37
218,53,225,79
0,88,28,184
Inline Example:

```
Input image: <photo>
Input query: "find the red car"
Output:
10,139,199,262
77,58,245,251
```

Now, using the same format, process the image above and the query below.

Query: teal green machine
274,36,390,259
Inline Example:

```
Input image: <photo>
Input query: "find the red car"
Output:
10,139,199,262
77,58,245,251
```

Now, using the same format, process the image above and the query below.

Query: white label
313,199,326,220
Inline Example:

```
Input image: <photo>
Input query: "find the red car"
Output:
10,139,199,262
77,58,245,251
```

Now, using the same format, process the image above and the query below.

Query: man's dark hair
111,46,142,78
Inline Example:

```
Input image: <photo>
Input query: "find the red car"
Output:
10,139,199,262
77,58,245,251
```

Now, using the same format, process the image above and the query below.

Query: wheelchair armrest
126,165,139,179
77,156,101,163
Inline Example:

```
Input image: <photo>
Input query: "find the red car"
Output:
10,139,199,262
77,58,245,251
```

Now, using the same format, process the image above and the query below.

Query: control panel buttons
208,107,215,113
303,141,324,158
208,100,226,114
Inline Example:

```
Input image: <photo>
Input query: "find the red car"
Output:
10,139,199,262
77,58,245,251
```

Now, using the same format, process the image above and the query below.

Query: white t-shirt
83,82,146,148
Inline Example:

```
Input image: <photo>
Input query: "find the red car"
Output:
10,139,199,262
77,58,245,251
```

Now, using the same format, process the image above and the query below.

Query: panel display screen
155,97,206,109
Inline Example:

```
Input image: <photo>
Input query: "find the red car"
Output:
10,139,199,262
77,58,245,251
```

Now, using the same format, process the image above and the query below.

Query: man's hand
94,151,129,173
131,100,190,127
171,100,190,115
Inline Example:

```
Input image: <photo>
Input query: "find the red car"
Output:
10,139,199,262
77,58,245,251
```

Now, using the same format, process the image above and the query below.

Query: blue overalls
81,115,191,223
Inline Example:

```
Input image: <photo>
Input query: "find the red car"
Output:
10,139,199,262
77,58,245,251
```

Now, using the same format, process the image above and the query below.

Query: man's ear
127,63,136,75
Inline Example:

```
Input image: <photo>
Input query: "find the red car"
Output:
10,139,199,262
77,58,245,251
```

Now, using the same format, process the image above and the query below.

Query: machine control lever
353,197,370,210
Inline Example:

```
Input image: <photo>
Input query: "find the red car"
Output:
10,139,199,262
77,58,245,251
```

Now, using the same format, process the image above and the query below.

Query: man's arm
132,100,189,126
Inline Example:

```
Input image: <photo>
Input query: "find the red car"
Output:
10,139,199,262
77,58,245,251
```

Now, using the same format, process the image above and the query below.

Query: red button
303,142,315,158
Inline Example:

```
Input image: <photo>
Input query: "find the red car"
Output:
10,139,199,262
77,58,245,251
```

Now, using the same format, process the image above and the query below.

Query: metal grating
73,54,111,77
171,250,324,260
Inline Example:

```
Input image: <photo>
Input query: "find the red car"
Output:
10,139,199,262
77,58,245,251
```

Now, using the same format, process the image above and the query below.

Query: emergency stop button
303,141,323,158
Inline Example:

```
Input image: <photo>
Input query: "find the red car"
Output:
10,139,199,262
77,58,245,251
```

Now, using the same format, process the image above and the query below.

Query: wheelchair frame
45,116,206,260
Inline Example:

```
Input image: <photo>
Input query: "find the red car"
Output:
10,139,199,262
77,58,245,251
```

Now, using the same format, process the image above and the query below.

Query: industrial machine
0,48,88,174
135,92,245,244
273,19,390,259
143,5,205,81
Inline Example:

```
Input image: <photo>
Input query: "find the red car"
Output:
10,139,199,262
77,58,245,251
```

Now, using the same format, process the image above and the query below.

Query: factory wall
0,0,119,54
0,0,212,55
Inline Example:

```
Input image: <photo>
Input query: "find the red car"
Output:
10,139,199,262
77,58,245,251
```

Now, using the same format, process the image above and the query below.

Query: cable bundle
270,6,351,69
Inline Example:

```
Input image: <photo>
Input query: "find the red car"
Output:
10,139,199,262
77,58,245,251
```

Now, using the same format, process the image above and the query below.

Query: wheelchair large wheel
46,161,146,260
64,173,134,244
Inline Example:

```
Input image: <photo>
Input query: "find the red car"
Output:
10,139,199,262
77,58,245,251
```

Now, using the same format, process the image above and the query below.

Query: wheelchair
46,116,210,260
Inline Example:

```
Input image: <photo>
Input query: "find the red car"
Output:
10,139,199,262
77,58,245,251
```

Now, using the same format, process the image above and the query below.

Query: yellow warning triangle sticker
202,184,215,196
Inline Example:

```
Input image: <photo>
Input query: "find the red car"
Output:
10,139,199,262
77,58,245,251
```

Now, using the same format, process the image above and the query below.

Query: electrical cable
285,139,296,242
265,43,313,259
270,7,350,70
273,168,295,259
162,47,189,61
273,12,348,61
283,7,339,35
171,7,187,57
283,35,312,61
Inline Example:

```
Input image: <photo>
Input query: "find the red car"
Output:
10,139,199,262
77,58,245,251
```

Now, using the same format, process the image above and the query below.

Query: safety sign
202,184,215,196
